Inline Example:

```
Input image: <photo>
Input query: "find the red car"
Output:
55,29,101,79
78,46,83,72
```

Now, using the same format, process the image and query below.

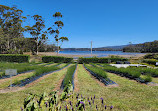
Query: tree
0,5,26,53
25,15,48,55
48,12,68,55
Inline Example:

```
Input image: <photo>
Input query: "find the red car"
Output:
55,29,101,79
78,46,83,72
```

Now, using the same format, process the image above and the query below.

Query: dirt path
74,64,79,92
83,65,118,88
0,65,70,93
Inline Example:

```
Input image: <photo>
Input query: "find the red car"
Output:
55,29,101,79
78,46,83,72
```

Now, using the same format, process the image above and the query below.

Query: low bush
131,67,158,77
0,63,46,77
0,54,29,63
100,64,152,82
62,65,76,88
144,53,158,60
78,57,128,64
42,56,73,63
22,83,114,111
142,59,158,66
84,64,107,79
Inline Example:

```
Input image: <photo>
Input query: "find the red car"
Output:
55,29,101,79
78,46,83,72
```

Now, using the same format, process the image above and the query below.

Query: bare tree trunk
7,40,10,50
36,37,38,55
57,40,59,55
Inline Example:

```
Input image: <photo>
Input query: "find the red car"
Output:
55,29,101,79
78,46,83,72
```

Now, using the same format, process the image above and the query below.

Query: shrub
144,54,158,60
100,64,152,82
62,65,76,88
42,56,73,63
142,59,158,65
143,75,152,82
78,57,128,64
85,64,107,79
0,54,29,63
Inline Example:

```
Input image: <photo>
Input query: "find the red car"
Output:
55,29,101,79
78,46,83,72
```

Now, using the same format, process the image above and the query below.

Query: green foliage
62,65,76,88
42,56,73,63
34,65,60,77
85,64,107,79
101,64,152,82
0,62,45,77
78,57,128,64
0,54,29,63
132,67,158,77
123,40,158,53
142,59,158,65
144,53,158,60
141,75,152,82
22,83,112,111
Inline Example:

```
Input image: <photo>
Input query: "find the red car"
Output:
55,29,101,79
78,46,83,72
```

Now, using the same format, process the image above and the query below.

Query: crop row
84,64,107,79
0,62,51,77
61,64,77,89
12,64,69,86
129,67,158,77
84,64,117,86
99,64,152,83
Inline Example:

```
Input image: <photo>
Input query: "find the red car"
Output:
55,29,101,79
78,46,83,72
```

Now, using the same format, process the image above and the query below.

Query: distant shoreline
24,51,146,58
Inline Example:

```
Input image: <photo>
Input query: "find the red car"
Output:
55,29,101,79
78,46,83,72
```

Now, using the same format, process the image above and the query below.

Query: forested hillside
123,40,158,53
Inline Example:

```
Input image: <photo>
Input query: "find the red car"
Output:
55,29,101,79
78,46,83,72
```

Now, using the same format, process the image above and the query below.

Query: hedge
78,57,128,64
42,56,73,63
142,59,158,66
0,54,29,63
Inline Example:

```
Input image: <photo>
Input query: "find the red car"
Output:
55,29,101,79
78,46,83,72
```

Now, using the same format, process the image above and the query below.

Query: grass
0,65,69,111
77,64,158,111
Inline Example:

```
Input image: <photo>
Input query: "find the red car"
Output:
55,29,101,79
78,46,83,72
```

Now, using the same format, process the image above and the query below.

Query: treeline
123,40,158,53
0,5,68,55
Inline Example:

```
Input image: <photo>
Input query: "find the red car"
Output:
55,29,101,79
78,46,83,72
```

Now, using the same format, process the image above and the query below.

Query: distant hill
123,40,158,53
62,44,134,51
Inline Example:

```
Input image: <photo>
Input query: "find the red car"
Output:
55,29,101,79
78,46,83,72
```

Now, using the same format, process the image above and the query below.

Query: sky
1,0,158,48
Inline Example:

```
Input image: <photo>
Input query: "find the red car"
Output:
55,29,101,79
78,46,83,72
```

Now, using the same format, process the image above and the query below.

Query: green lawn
77,64,158,111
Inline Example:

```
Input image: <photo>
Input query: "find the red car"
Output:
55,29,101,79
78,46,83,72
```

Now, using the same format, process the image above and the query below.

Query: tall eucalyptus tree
0,5,26,53
25,15,48,55
48,12,68,55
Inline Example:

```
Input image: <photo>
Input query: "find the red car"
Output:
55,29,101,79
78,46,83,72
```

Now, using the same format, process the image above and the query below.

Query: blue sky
1,0,158,48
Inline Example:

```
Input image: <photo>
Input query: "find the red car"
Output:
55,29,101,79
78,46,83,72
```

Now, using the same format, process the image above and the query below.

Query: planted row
84,64,108,79
78,57,128,64
0,63,49,77
142,59,158,66
100,64,152,83
129,67,158,77
42,56,73,63
61,64,76,89
12,64,68,86
22,83,114,111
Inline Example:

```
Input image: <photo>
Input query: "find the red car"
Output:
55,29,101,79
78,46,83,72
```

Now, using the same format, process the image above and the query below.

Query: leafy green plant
22,83,113,111
78,57,128,64
85,64,107,79
42,56,73,63
62,65,76,88
0,54,29,63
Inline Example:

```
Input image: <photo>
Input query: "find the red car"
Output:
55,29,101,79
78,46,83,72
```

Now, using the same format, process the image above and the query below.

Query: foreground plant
22,83,113,111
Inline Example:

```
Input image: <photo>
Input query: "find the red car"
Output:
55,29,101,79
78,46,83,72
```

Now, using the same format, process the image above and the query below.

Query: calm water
59,51,142,57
